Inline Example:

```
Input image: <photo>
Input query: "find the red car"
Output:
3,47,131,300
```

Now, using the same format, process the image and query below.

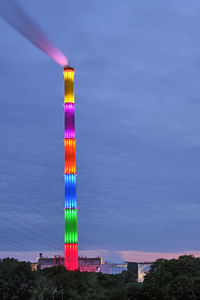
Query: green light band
64,209,78,244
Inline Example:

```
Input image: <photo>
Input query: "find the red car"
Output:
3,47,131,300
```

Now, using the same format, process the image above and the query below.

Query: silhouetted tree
0,258,35,300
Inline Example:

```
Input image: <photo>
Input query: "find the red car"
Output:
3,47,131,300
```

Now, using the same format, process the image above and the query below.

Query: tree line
0,255,200,299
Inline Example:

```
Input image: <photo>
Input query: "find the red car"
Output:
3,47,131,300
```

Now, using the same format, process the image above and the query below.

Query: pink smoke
0,0,68,66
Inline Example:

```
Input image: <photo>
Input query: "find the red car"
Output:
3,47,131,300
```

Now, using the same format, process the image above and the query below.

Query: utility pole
52,287,57,300
61,285,64,300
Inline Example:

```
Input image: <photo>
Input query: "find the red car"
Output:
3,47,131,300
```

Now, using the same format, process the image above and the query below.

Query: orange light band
64,139,76,174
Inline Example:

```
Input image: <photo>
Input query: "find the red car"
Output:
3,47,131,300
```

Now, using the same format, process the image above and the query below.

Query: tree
0,258,35,300
166,275,196,300
140,256,200,300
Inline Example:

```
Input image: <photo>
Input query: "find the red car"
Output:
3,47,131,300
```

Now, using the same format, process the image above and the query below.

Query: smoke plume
0,0,68,66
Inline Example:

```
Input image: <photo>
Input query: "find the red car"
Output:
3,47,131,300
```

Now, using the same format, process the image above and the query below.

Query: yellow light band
64,68,75,103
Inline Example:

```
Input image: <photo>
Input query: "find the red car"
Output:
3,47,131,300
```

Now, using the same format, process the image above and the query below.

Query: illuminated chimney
63,67,78,270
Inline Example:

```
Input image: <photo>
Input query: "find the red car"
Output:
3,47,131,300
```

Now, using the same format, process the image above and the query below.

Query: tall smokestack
63,67,78,270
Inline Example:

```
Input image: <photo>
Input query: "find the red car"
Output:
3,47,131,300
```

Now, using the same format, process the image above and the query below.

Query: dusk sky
1,0,200,262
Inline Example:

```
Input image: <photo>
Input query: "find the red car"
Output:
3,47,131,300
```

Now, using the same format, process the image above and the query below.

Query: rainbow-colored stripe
63,67,78,270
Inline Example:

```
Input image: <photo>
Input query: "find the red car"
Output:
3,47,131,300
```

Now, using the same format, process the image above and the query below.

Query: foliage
0,258,35,300
141,255,200,300
0,258,137,300
1,255,200,299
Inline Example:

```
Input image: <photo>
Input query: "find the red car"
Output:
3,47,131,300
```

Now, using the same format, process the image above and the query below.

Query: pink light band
64,103,75,139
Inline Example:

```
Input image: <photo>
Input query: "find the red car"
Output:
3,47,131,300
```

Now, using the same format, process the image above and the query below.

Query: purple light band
64,103,75,139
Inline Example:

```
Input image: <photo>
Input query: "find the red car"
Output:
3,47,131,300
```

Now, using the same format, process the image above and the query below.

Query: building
30,263,38,271
37,253,127,274
37,253,61,269
79,257,102,272
127,262,152,282
37,253,101,272
100,262,127,274
138,263,152,282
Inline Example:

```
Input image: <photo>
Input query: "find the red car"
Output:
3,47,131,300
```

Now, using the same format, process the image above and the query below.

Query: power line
0,214,62,251
2,211,64,244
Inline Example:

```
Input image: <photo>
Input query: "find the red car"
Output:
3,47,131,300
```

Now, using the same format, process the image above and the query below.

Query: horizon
1,249,200,264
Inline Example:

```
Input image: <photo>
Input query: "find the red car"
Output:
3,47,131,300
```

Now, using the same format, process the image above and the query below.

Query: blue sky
1,0,200,260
